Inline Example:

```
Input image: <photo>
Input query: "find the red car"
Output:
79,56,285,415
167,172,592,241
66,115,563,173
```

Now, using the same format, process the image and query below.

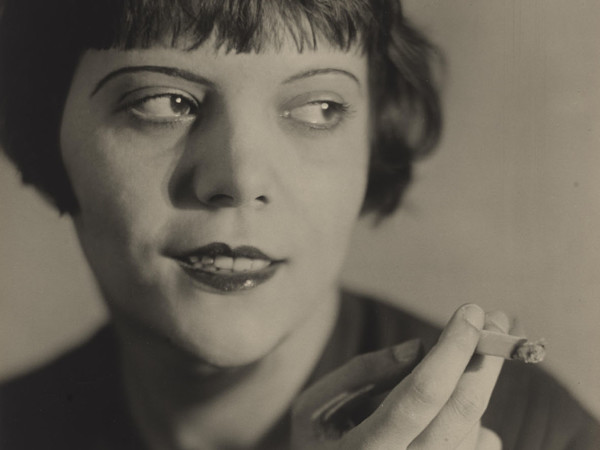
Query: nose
193,152,270,208
172,115,273,209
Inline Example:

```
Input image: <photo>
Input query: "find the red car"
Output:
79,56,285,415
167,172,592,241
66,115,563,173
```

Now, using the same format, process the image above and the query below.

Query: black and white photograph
1,1,599,448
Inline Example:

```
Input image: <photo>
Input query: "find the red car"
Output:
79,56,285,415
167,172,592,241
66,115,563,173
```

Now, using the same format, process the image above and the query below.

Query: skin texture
60,38,505,449
60,39,374,448
60,41,370,369
292,306,508,450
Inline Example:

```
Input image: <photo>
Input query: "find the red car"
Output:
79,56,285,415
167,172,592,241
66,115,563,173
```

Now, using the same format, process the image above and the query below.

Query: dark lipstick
174,242,285,292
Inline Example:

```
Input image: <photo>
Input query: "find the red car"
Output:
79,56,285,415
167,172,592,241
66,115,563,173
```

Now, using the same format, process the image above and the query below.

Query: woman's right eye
122,91,200,124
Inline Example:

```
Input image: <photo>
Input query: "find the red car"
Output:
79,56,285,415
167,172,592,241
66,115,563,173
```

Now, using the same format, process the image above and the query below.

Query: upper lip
173,242,282,262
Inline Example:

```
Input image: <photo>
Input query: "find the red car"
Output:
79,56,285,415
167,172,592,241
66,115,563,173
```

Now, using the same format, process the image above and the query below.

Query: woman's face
60,37,370,367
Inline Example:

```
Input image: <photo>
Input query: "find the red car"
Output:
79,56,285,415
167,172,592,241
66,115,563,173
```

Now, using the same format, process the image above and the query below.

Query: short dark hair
0,0,442,217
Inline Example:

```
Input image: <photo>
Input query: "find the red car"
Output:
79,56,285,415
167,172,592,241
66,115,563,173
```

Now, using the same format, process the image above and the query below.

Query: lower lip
179,262,283,293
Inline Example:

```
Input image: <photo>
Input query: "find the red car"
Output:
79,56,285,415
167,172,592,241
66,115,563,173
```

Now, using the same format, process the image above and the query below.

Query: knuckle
448,333,478,354
374,401,402,428
407,373,444,407
450,391,489,420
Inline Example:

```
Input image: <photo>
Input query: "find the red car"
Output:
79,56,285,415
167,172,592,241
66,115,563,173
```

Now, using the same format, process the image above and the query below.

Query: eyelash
118,91,201,127
117,91,354,133
281,100,354,132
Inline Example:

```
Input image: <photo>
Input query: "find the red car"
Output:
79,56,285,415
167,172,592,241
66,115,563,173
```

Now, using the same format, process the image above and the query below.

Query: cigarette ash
512,339,547,363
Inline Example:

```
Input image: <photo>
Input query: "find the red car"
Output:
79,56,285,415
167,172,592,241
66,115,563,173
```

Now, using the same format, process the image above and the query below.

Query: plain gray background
1,0,599,419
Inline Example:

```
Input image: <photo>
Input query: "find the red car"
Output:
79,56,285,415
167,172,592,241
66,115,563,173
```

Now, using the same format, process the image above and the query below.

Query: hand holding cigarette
292,305,512,449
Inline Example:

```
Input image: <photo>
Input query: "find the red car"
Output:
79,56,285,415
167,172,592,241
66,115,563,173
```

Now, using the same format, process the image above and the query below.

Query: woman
0,1,598,449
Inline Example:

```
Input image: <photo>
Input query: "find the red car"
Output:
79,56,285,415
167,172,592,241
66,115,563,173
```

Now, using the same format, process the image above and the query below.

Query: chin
173,318,291,369
161,283,314,368
156,294,298,367
105,264,331,370
110,301,287,373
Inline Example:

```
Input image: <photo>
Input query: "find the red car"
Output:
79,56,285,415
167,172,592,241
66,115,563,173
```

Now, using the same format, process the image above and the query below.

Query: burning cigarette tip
511,338,546,363
476,330,546,363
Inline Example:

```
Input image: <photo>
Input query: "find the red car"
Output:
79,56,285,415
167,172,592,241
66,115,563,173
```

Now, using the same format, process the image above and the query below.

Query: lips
173,242,285,292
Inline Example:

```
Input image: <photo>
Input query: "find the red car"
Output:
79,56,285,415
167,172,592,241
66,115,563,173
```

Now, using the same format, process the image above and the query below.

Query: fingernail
391,339,422,364
462,304,484,330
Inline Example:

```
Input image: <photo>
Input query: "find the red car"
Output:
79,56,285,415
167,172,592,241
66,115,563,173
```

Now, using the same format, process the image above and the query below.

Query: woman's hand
291,304,509,449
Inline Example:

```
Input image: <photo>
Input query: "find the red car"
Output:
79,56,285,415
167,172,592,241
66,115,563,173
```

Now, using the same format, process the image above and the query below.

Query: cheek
61,127,173,271
291,135,369,269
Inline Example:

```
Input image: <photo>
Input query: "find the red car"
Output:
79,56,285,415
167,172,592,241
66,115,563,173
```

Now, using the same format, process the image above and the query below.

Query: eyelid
91,65,217,98
113,86,206,127
280,91,346,112
279,91,353,131
117,86,205,111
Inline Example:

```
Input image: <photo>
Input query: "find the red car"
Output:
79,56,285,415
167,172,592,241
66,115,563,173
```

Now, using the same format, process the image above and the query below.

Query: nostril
208,193,235,206
202,193,269,207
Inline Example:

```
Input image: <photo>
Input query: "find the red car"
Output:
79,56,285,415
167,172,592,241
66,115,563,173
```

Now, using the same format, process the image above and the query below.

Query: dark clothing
2,292,599,449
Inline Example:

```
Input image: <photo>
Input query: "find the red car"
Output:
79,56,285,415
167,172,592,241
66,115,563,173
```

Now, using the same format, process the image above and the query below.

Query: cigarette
476,330,546,363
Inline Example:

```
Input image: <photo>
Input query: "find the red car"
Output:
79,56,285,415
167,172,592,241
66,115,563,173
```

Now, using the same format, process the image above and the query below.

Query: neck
114,292,341,450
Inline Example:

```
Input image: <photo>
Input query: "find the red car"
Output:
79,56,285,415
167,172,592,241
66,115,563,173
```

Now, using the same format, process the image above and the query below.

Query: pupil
320,102,335,121
170,96,190,115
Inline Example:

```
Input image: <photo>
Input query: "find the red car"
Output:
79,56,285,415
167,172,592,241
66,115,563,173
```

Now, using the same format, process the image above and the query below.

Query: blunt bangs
0,0,442,217
66,0,378,53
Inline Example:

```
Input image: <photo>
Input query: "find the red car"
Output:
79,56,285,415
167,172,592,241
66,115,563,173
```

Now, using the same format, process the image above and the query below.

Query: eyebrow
91,65,360,97
282,68,361,87
90,65,217,97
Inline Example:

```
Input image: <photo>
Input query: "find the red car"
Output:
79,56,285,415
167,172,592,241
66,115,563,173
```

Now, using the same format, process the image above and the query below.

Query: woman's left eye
282,101,350,130
123,92,200,123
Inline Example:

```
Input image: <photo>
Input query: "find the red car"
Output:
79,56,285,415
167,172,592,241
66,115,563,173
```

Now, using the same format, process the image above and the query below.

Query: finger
451,424,502,450
476,427,502,450
453,421,480,450
292,339,422,441
484,310,511,334
510,316,525,336
357,304,485,448
411,311,509,449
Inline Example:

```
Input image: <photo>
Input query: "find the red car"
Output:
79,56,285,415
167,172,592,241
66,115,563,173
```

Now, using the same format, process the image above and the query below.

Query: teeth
233,257,253,272
214,256,234,270
185,255,272,272
250,259,270,271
